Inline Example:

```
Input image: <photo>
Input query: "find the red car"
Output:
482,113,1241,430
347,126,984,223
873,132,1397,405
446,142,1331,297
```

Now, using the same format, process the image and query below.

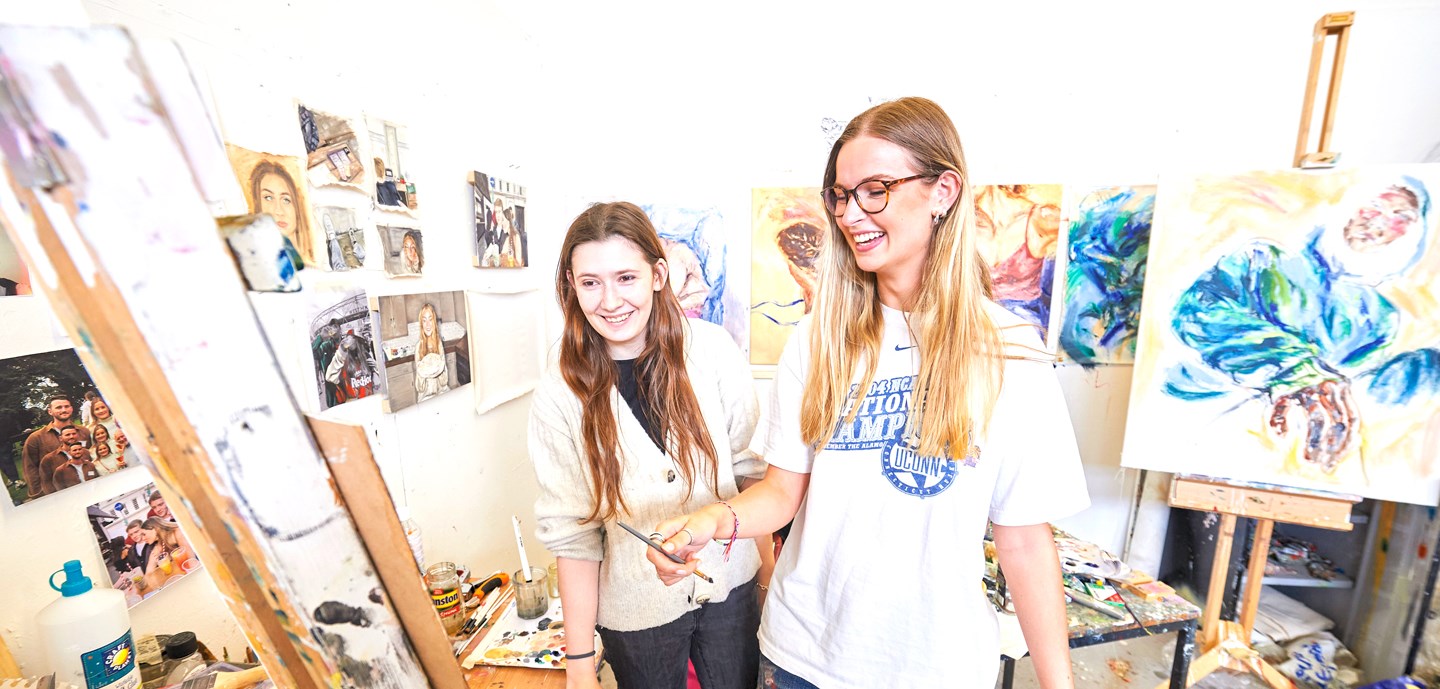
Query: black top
615,359,664,451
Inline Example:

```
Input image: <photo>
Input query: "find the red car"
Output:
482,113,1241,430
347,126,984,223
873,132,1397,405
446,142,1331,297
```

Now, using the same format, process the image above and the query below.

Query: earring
932,210,946,226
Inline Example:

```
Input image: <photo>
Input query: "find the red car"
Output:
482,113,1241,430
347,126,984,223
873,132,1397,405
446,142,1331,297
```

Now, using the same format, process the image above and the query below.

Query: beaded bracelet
715,500,739,562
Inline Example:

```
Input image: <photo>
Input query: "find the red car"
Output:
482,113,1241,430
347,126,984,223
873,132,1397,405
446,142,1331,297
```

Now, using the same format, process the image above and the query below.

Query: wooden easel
0,26,464,689
1155,15,1360,688
1159,477,1359,689
1293,12,1355,168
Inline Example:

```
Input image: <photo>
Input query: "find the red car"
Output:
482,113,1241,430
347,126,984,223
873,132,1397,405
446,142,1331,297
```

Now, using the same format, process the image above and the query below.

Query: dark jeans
598,578,759,689
757,653,819,689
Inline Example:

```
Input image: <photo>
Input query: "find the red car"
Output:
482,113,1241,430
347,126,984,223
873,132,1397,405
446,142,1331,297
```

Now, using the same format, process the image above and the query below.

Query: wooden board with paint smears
461,596,603,672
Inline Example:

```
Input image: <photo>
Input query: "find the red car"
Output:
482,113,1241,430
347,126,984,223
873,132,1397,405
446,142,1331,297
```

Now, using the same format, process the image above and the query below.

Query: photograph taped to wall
297,104,367,190
374,291,471,413
308,290,381,411
88,482,203,608
642,204,747,349
366,115,418,212
974,184,1064,343
471,171,528,268
2,348,137,506
315,206,368,272
225,144,319,267
750,188,826,367
1058,185,1156,365
1124,165,1440,504
0,228,31,296
378,225,423,277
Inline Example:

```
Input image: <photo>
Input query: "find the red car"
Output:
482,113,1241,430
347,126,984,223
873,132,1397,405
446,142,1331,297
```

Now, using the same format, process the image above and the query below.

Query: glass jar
425,561,465,636
546,561,560,598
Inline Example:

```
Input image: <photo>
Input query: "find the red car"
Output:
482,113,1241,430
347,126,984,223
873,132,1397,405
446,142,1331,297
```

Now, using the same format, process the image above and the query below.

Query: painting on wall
87,483,203,608
315,206,368,272
297,104,367,190
1058,185,1157,365
1123,166,1440,504
471,171,528,268
374,291,471,413
0,229,31,296
366,115,418,212
1,348,137,506
226,144,319,266
750,188,826,366
378,225,423,278
974,184,1063,342
308,290,381,411
642,204,747,348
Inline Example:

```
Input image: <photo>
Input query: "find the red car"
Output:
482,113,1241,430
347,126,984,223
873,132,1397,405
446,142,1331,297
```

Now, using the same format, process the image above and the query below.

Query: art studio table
998,576,1201,689
459,585,568,689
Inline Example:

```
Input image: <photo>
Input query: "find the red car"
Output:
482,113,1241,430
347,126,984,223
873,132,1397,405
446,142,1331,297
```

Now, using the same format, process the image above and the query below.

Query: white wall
2,0,1438,675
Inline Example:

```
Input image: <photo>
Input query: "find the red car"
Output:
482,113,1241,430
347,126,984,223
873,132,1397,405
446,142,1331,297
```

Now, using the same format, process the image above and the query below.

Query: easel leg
1240,518,1275,640
1199,513,1238,650
1168,621,1196,689
1002,656,1016,689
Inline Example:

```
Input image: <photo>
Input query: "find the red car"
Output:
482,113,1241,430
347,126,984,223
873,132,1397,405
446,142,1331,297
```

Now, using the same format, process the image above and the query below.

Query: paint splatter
1106,657,1133,682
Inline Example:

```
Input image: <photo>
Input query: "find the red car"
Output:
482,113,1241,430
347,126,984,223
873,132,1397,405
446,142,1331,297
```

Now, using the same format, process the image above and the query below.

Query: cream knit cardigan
528,319,766,632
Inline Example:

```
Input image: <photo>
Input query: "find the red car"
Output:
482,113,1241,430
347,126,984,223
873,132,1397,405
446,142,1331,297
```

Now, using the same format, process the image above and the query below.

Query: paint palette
464,597,602,670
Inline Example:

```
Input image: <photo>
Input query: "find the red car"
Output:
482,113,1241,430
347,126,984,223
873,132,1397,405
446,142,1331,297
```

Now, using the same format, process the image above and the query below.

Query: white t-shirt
755,302,1090,688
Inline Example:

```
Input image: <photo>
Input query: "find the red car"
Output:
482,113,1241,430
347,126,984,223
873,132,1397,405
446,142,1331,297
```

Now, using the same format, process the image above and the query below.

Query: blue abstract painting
641,204,746,348
1059,185,1156,364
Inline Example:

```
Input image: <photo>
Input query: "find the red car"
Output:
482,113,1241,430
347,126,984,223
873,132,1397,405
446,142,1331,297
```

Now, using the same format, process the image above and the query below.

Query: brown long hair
248,160,311,259
555,202,719,523
805,97,1004,458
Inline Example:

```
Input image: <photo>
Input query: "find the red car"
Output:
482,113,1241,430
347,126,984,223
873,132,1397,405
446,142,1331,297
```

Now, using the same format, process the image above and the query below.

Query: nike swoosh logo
895,344,917,351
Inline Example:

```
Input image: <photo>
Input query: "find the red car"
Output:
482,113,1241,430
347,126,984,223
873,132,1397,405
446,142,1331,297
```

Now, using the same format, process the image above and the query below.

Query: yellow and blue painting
750,188,826,367
1059,186,1156,364
1124,166,1440,504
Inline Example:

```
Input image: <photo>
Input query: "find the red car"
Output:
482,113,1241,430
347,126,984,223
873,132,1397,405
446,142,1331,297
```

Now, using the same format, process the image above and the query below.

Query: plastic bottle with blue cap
36,559,141,689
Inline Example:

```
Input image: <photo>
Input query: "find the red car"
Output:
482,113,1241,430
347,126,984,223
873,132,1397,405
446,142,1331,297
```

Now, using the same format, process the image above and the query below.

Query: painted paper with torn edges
366,115,419,213
315,205,368,272
297,103,368,190
225,144,319,267
378,225,423,277
1059,185,1156,365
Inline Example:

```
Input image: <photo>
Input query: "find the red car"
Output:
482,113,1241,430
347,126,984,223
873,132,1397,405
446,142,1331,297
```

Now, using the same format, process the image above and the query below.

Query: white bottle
37,560,141,689
397,505,425,572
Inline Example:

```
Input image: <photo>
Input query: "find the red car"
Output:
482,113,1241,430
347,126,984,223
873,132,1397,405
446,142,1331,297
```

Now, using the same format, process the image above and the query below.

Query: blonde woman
413,303,449,402
92,426,122,475
648,98,1089,688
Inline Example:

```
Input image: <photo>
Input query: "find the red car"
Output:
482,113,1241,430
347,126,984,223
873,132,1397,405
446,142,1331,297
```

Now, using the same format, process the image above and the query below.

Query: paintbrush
172,666,268,689
1064,589,1127,620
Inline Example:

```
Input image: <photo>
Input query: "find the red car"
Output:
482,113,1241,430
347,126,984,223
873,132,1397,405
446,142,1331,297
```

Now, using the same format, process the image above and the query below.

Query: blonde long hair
802,97,1003,458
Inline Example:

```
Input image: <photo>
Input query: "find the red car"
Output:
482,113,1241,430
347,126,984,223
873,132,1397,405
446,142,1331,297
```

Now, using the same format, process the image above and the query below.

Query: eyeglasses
822,174,931,216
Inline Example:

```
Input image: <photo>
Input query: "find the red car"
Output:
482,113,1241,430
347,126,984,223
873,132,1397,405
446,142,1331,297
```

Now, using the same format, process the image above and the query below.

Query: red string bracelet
716,500,739,562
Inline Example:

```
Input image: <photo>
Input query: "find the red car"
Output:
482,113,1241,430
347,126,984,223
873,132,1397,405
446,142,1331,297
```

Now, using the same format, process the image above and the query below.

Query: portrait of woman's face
93,426,110,444
402,234,420,269
420,306,436,338
258,172,298,234
92,400,112,420
140,527,159,544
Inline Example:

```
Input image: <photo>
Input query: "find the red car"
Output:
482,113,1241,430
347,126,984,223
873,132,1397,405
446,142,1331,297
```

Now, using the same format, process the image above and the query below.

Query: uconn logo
881,440,958,497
